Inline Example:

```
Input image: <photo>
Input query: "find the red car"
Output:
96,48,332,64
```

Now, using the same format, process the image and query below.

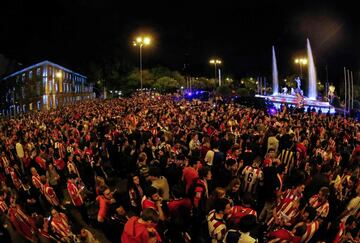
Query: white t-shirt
238,231,258,243
204,150,214,166
342,196,360,222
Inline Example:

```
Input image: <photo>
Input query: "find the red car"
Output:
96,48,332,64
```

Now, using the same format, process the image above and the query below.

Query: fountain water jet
307,38,317,99
272,46,279,95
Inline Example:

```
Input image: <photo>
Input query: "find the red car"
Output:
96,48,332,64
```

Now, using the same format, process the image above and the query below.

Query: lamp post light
294,58,308,78
209,59,222,86
133,36,151,91
56,71,62,93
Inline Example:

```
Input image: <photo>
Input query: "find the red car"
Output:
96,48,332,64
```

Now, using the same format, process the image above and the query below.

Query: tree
123,68,141,90
216,85,232,97
153,76,179,92
239,77,258,93
171,71,186,87
151,67,172,79
191,77,216,90
236,87,251,97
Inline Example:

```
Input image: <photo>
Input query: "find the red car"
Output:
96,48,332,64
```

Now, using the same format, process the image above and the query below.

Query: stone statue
282,87,288,95
295,77,301,90
290,88,295,96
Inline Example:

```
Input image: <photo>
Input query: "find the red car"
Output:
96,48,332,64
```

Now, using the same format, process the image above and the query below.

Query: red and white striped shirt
207,210,227,242
241,165,264,194
9,168,22,190
67,180,83,207
300,221,320,243
333,221,345,243
267,197,300,229
32,174,42,189
0,156,10,174
309,195,329,219
51,213,71,239
281,188,303,203
41,183,59,206
0,198,8,213
8,205,35,241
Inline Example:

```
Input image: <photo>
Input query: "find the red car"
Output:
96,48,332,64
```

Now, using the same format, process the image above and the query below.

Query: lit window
36,68,41,76
22,73,26,81
29,71,33,79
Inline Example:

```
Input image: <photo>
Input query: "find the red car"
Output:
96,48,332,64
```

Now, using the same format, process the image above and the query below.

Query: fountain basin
255,94,335,114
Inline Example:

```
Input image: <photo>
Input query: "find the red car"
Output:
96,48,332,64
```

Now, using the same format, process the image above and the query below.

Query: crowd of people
0,92,359,243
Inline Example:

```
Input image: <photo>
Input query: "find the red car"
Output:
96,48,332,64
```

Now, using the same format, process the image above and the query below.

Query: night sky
0,0,359,85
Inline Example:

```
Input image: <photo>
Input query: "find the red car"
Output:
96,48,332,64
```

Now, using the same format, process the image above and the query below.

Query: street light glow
134,36,151,46
210,58,221,64
56,71,62,78
143,37,151,45
294,57,308,77
294,58,307,64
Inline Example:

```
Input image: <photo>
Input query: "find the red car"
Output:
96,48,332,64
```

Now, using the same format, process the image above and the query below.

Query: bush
236,88,251,97
216,85,232,97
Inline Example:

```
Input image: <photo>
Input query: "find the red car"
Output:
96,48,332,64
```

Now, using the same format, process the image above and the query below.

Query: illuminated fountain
255,40,335,114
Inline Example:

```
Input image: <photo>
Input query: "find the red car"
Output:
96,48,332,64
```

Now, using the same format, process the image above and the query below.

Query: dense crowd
0,92,359,243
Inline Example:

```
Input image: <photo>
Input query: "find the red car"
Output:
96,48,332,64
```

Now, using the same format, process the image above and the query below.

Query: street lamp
56,71,62,93
133,36,151,90
294,58,308,77
209,59,222,86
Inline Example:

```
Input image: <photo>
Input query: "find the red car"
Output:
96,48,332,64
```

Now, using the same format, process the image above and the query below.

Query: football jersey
241,166,264,194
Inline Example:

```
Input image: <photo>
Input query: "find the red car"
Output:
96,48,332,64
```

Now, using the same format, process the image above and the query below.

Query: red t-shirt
268,229,301,243
96,196,109,220
35,156,46,170
141,197,158,213
121,216,161,243
182,167,198,193
54,158,65,171
167,198,192,218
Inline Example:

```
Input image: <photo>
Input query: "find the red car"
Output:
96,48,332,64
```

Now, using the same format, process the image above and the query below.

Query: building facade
0,60,94,115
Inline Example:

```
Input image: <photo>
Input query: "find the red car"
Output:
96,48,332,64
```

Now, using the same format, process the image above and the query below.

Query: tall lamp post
56,71,62,93
209,59,222,86
55,71,62,107
294,58,308,78
133,36,151,91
